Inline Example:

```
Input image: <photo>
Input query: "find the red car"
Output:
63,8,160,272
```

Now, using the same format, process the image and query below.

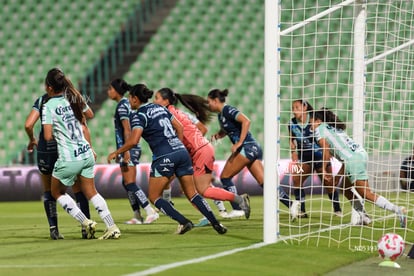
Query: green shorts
344,152,369,183
52,156,95,186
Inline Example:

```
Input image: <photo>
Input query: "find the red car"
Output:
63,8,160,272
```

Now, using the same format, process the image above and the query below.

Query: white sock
144,205,155,215
57,193,87,223
214,200,227,212
375,196,398,213
90,193,115,228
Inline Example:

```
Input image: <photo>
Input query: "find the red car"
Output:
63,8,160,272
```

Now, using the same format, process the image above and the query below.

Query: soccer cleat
334,211,344,218
99,225,121,240
222,209,245,219
49,227,64,240
360,211,372,225
194,217,210,227
81,219,97,239
290,200,300,221
175,221,193,235
144,212,160,224
351,209,371,226
125,217,143,225
212,223,227,235
298,212,308,218
219,210,229,218
397,206,407,228
240,193,251,219
351,208,363,225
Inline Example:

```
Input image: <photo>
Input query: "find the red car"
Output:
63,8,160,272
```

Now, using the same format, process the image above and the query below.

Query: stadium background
1,0,265,165
0,0,269,200
1,0,408,200
1,2,413,274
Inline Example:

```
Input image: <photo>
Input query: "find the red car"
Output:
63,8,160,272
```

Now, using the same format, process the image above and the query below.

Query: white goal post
264,0,414,249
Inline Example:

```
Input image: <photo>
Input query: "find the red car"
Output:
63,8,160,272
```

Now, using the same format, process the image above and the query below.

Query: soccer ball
378,233,405,261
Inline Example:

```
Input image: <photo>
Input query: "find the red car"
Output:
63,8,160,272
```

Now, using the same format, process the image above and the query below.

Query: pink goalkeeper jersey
167,105,209,156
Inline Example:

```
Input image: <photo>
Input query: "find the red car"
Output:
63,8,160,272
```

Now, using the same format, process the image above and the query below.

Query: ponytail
45,68,86,124
111,78,131,95
176,94,213,124
64,77,86,124
157,88,213,124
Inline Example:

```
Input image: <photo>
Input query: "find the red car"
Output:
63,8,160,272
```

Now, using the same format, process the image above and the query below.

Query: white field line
122,242,269,276
0,214,397,274
124,211,399,275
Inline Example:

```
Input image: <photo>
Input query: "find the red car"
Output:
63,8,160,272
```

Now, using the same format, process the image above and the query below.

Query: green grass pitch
1,196,413,275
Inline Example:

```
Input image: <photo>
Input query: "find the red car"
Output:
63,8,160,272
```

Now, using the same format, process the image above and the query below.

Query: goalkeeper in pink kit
153,88,251,221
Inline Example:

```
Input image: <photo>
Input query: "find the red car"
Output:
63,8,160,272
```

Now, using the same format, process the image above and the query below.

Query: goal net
272,0,414,251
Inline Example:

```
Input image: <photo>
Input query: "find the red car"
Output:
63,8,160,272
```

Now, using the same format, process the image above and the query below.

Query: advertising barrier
0,160,341,201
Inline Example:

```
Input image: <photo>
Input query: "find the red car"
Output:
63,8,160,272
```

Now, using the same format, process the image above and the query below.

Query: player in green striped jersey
42,68,120,239
310,108,407,228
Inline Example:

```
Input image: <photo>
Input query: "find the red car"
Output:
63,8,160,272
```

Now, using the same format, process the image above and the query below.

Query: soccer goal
264,0,414,250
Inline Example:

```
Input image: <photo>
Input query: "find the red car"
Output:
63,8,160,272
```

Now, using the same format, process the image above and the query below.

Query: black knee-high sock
294,188,306,212
154,198,190,225
259,184,291,208
124,183,150,208
221,177,241,210
74,192,90,219
191,194,219,225
43,191,57,228
122,181,140,212
278,186,291,208
328,190,341,212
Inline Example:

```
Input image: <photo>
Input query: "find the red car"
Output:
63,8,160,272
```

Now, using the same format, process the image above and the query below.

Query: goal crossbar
280,0,356,36
365,39,414,65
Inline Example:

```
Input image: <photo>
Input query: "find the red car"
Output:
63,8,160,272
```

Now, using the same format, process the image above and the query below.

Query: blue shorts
37,139,58,174
119,147,141,167
37,150,58,175
52,155,95,186
298,150,323,170
299,157,323,171
150,149,194,178
239,142,263,162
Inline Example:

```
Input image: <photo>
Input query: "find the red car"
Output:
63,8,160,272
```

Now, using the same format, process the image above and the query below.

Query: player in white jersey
310,108,407,228
42,68,120,239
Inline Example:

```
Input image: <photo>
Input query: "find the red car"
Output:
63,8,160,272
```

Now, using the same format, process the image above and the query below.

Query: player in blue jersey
207,88,292,218
153,89,250,226
25,93,93,239
310,108,407,228
289,100,371,224
107,84,227,235
108,78,158,224
400,145,414,191
288,99,342,219
42,68,121,239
